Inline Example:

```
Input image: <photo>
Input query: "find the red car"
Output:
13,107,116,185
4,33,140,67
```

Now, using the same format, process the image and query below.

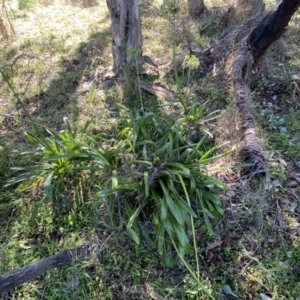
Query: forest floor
0,0,300,299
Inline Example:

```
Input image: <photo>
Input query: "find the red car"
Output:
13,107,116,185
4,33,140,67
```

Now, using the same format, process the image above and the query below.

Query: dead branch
0,241,102,293
2,52,43,70
247,0,300,63
194,0,299,177
232,51,266,177
140,80,175,100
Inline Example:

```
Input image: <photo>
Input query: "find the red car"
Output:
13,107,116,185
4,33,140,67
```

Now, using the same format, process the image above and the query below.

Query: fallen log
196,0,299,177
0,241,102,293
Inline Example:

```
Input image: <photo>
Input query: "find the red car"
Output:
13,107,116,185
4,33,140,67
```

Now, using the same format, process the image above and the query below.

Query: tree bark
247,0,300,63
188,0,207,17
232,52,267,177
0,242,102,293
106,0,142,76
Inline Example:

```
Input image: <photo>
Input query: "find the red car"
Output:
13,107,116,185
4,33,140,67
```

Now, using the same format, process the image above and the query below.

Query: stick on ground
0,242,102,293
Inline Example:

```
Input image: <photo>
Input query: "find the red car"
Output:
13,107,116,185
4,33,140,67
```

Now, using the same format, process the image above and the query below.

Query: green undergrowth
268,107,300,159
2,88,229,295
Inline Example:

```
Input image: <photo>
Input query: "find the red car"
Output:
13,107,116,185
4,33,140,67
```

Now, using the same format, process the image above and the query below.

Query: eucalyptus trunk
106,0,142,75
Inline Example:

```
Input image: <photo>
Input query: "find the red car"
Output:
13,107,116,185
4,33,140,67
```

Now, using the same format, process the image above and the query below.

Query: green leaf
136,140,157,151
185,135,207,164
29,197,45,225
166,162,191,177
70,166,102,171
117,177,137,185
162,217,176,240
124,200,143,245
140,127,149,139
157,225,165,255
198,141,230,162
139,223,155,249
112,170,118,188
203,207,215,219
43,153,89,161
44,173,54,201
202,191,221,206
222,285,238,298
82,118,92,133
175,196,197,218
114,183,143,191
25,132,52,153
153,210,160,226
124,160,153,169
160,196,168,221
173,222,190,253
180,148,193,160
97,189,117,198
127,200,147,230
160,141,171,153
196,189,214,237
144,171,149,197
204,175,227,191
159,179,184,225
127,228,140,244
142,144,148,161
63,117,75,138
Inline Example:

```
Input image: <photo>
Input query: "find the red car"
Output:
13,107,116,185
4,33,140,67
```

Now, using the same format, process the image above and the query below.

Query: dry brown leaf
146,283,164,300
277,215,285,227
204,240,223,251
142,56,158,69
140,80,175,100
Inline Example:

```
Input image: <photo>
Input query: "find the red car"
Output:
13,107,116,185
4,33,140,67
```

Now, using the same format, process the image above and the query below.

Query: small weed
268,107,300,159
267,114,286,132
18,0,36,10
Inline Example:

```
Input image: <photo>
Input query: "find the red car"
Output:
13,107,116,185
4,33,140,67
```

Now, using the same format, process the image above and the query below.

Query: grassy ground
0,0,300,299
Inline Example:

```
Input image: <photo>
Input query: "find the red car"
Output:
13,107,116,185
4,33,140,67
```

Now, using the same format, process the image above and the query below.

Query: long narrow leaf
198,141,230,162
196,189,214,237
185,135,207,164
159,179,184,226
144,172,149,197
44,173,54,201
157,225,166,255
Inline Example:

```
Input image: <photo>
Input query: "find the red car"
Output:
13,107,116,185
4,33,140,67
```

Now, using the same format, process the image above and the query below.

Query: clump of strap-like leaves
7,105,229,260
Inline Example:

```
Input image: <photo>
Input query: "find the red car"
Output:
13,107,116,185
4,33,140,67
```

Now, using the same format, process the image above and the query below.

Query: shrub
7,106,229,261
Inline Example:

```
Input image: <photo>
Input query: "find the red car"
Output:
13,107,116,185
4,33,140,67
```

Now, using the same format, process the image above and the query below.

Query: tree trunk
106,0,142,76
247,0,300,63
188,0,206,17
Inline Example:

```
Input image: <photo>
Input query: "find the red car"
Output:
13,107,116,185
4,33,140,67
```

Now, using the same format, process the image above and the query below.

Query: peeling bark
232,52,266,177
247,0,300,63
106,0,142,75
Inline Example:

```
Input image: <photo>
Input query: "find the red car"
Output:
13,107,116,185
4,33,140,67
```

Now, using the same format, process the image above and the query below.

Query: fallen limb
0,241,102,293
195,0,299,177
232,52,266,176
